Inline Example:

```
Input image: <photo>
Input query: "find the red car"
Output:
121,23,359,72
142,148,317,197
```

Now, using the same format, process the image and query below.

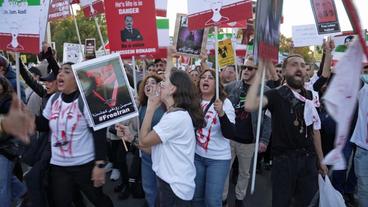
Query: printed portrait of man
120,15,143,42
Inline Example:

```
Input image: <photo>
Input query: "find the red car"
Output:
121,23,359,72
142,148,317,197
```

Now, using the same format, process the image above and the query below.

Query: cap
40,72,56,82
28,67,42,77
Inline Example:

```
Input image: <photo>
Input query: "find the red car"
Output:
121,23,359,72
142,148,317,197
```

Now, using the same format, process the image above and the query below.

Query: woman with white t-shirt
117,69,205,206
193,69,236,207
36,63,113,207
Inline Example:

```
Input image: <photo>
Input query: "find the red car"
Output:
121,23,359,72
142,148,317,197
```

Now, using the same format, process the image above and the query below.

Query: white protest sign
292,24,324,47
63,43,85,64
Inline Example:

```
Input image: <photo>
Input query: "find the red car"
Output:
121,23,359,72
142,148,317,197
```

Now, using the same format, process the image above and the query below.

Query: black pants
50,162,113,207
271,150,318,207
157,176,192,207
108,140,129,185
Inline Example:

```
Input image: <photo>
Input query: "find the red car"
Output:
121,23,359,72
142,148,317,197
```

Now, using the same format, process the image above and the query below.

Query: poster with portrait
73,53,138,130
187,0,253,30
85,38,96,59
48,0,70,21
310,0,340,35
80,0,104,17
218,39,235,68
104,0,158,58
0,0,50,54
253,0,283,63
173,14,208,58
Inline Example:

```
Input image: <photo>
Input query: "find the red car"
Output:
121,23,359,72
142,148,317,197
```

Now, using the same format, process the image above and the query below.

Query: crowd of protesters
0,36,367,207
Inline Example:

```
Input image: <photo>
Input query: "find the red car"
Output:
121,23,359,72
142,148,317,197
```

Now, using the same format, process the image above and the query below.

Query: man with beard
244,54,328,206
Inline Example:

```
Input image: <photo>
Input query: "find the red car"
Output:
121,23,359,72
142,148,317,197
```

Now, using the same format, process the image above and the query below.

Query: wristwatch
95,162,107,169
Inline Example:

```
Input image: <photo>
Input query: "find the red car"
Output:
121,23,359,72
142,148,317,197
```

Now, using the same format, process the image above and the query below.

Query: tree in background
279,34,320,63
51,10,107,61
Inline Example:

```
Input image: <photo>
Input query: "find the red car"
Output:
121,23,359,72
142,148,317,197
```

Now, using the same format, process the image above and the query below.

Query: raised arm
244,61,269,112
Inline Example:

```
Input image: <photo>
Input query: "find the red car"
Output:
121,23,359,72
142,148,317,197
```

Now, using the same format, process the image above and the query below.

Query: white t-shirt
350,83,368,150
43,94,95,166
152,110,196,201
196,98,235,160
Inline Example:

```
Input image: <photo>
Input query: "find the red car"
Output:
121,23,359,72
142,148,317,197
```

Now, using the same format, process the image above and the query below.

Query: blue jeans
193,154,230,207
331,141,357,194
0,154,27,207
354,147,368,207
141,151,157,207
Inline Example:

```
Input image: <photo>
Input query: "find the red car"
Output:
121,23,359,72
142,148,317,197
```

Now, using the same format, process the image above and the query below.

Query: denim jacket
225,80,272,144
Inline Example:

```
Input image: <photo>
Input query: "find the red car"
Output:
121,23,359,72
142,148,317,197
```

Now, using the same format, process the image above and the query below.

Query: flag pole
70,4,84,59
93,15,107,54
15,52,21,100
215,26,219,100
250,60,266,194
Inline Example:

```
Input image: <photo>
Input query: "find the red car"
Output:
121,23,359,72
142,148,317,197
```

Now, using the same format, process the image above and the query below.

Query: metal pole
94,17,107,54
70,4,84,59
15,52,21,100
132,56,137,95
215,26,219,100
250,62,266,194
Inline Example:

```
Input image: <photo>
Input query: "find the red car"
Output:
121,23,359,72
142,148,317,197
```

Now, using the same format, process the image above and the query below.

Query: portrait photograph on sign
173,14,208,58
104,0,158,58
218,39,235,68
85,38,96,59
310,0,341,34
73,53,138,130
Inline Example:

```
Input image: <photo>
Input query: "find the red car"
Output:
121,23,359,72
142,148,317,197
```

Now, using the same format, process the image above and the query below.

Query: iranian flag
150,18,169,59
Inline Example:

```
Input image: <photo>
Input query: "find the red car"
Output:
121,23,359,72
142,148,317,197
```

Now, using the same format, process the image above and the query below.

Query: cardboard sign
292,24,324,47
155,0,167,17
332,33,368,63
85,38,96,59
63,43,84,64
0,0,50,54
80,0,104,17
218,39,235,68
20,54,27,63
253,0,283,63
310,0,340,35
73,53,138,130
105,0,159,58
187,0,253,30
48,0,70,21
174,14,208,58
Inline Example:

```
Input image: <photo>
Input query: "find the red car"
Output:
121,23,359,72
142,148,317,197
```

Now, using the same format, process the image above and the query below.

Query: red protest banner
80,0,105,17
104,0,159,58
253,0,283,63
310,0,341,34
48,0,71,21
187,0,253,30
341,0,368,61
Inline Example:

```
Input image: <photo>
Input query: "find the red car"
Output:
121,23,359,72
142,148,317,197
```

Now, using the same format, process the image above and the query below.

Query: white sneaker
110,169,120,181
105,162,113,172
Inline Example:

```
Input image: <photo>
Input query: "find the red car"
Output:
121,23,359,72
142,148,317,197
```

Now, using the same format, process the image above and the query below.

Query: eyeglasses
155,63,165,67
242,66,257,71
276,70,282,74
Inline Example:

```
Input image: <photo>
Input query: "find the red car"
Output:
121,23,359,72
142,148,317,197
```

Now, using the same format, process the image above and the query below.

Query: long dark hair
138,74,162,106
198,69,227,101
170,69,205,129
0,76,13,99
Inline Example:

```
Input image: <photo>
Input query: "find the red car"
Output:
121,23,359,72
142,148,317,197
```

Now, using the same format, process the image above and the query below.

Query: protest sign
73,53,138,130
174,14,208,58
253,0,283,63
85,38,96,59
218,39,235,68
187,0,253,30
155,0,167,17
332,33,368,63
0,0,50,54
63,43,84,64
310,0,340,35
104,0,159,58
292,24,324,47
80,0,104,17
20,54,27,63
48,0,70,21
